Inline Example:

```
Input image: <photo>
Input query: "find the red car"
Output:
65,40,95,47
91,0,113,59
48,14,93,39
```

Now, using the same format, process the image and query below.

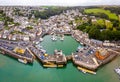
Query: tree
105,20,113,30
100,29,113,40
97,19,105,29
14,22,20,26
4,20,8,26
88,26,100,39
77,23,87,31
113,30,120,40
33,7,68,19
0,10,3,14
85,26,91,33
112,20,119,27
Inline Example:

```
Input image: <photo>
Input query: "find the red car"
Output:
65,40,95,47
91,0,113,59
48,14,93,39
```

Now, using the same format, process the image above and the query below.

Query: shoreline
0,32,119,72
0,6,120,74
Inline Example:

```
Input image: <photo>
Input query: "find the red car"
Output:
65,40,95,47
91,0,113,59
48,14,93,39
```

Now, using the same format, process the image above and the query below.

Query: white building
23,35,29,41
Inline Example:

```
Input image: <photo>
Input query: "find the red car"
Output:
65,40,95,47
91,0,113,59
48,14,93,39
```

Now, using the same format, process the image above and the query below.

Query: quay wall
66,55,72,61
98,54,117,67
72,53,117,71
0,47,33,63
73,59,98,71
28,46,46,64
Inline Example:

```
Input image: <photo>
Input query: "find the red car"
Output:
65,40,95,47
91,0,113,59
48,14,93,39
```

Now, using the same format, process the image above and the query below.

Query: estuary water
0,35,120,82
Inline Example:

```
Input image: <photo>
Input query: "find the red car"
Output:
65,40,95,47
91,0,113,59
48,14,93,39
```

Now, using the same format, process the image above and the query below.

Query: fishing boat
43,64,57,68
18,59,27,64
77,66,96,75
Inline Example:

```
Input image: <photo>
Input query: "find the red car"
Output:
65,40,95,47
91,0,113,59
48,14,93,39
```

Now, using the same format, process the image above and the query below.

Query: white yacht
60,35,64,41
51,35,57,41
18,59,27,64
114,67,120,76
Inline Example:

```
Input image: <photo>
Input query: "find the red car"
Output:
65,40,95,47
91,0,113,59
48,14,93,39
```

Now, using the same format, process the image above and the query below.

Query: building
23,35,29,41
95,49,109,60
90,39,103,47
82,17,88,23
91,19,97,25
11,35,17,40
8,34,12,40
0,21,4,30
103,40,116,47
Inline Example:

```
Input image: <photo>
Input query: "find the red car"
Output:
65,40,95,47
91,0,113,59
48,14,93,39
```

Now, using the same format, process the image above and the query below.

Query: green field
84,8,118,20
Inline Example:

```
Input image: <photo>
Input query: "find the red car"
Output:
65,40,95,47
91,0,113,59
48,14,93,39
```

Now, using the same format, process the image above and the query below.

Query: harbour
0,6,120,82
0,35,119,82
0,53,120,82
0,6,119,71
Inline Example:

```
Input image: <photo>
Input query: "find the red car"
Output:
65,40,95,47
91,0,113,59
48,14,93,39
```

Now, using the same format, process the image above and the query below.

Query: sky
0,0,120,6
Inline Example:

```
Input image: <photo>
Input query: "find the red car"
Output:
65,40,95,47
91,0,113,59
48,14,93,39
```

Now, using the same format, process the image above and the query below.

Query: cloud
0,0,120,6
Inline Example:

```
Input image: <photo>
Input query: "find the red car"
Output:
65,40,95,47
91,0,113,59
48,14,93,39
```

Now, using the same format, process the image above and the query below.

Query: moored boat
77,66,96,75
51,35,57,41
57,65,64,67
18,59,27,64
40,38,43,41
114,67,120,76
43,64,57,68
60,34,64,41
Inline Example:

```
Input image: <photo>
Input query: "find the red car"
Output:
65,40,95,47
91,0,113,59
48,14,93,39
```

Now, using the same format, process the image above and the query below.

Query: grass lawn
84,8,118,20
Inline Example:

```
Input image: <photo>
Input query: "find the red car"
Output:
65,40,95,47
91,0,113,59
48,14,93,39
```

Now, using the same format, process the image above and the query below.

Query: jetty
0,46,33,63
29,46,67,67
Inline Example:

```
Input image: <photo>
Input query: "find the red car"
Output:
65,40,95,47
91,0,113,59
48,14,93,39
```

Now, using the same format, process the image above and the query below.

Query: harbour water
40,35,80,55
0,35,120,82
